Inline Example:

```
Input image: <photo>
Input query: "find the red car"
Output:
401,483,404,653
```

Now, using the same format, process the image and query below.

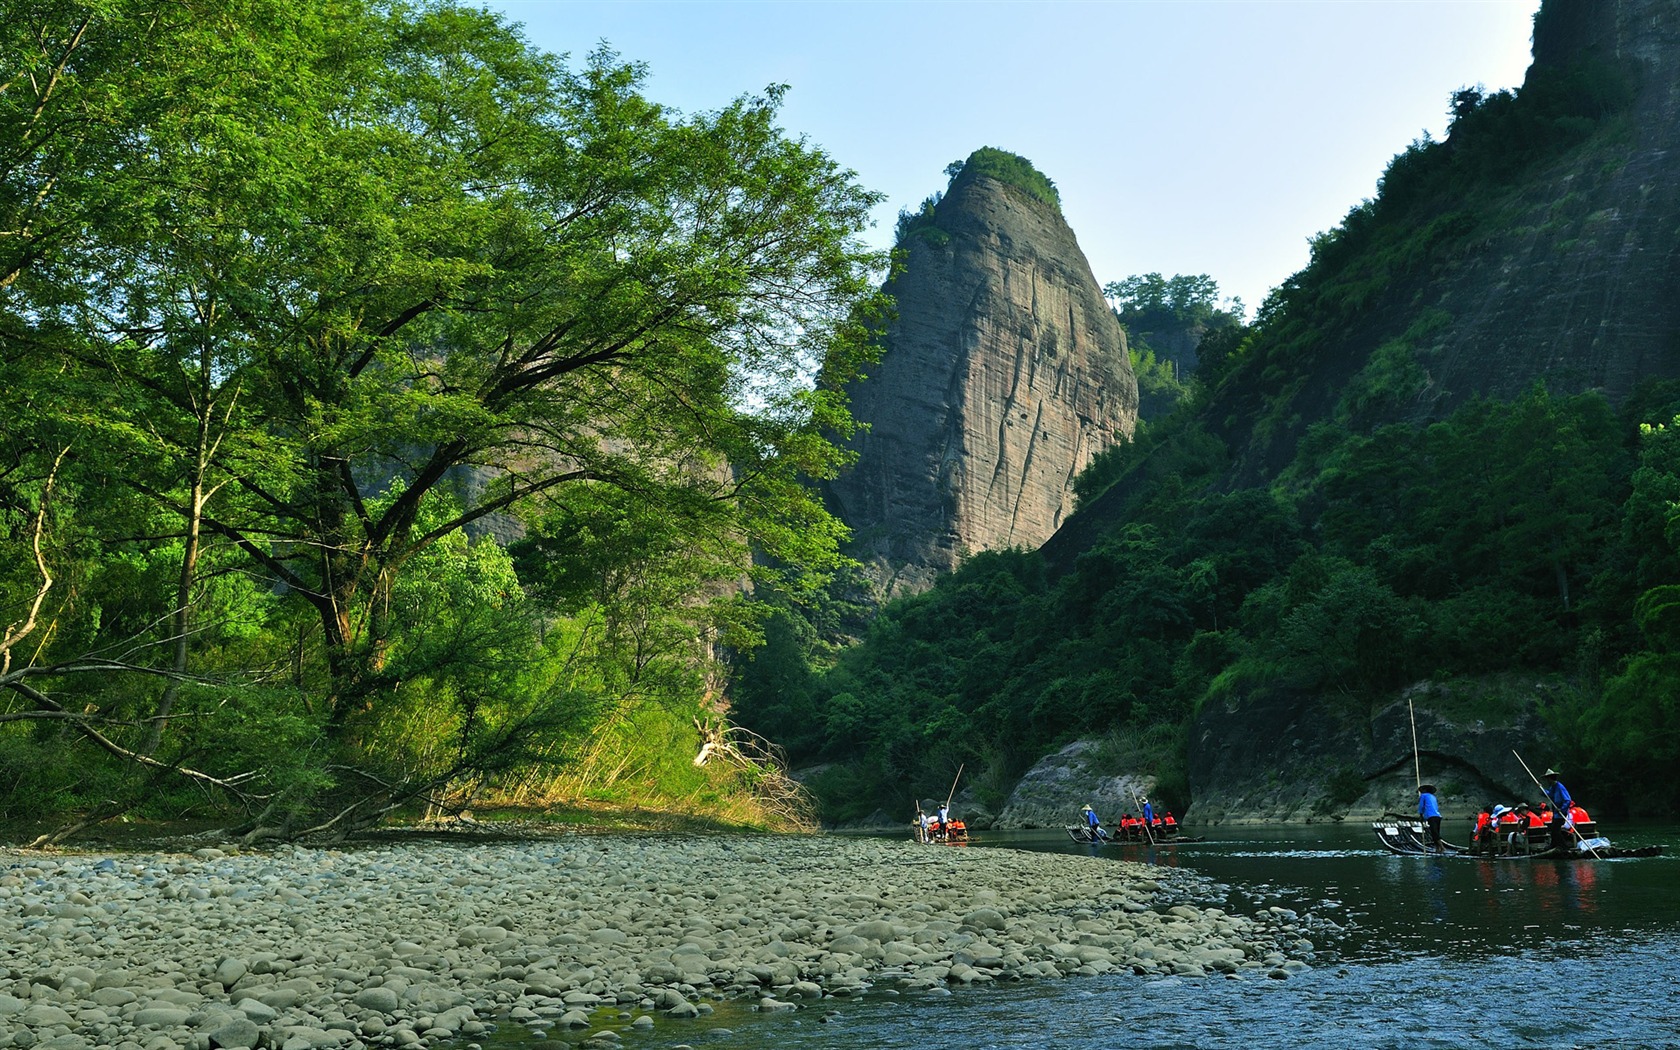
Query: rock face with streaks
828,164,1137,596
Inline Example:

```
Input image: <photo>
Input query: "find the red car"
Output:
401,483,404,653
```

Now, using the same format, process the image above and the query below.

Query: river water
482,822,1680,1050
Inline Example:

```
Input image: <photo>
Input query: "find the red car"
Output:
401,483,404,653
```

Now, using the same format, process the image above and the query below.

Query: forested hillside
0,0,885,840
731,2,1680,823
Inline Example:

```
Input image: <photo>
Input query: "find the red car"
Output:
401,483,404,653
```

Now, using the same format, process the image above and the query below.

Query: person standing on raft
1417,784,1443,852
1081,804,1108,843
1542,768,1575,847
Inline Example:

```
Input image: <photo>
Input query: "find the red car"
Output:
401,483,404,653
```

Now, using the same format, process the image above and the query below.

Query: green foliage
1101,274,1243,421
1105,273,1237,325
894,192,948,248
1228,55,1639,452
945,147,1060,211
747,378,1680,821
1072,414,1228,511
1,0,882,835
1317,765,1368,815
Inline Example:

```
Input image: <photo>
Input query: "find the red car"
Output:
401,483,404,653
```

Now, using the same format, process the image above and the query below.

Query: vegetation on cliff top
894,147,1061,249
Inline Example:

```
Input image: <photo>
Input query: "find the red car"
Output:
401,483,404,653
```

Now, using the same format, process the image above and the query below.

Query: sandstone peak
828,158,1138,596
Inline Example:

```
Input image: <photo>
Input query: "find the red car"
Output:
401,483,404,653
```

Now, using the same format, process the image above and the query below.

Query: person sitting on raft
1163,811,1178,832
1496,804,1528,853
1511,803,1546,852
1471,805,1493,852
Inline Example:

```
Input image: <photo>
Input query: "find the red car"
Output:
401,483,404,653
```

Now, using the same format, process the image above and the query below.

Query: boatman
1081,804,1108,843
1417,783,1443,852
1542,769,1573,820
1140,795,1155,827
1542,768,1574,846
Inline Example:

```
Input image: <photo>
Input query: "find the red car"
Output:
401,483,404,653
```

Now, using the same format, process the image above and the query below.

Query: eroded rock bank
0,835,1315,1049
988,740,1160,831
1190,681,1561,824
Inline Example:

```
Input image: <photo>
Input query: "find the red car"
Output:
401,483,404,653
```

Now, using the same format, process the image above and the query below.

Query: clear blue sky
485,0,1541,317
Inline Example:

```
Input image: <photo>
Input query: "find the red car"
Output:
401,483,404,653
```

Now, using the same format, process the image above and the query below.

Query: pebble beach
0,834,1313,1050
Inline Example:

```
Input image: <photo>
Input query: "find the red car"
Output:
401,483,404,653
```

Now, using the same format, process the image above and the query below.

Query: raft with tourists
1376,737,1662,859
1065,797,1198,845
1065,821,1200,845
914,766,969,844
1374,756,1661,860
914,810,969,844
1371,817,1661,859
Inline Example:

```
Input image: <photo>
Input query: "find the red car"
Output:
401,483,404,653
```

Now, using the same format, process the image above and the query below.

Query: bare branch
2,678,268,797
2,446,68,678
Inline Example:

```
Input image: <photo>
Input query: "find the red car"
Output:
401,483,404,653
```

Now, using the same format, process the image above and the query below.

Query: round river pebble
0,835,1308,1049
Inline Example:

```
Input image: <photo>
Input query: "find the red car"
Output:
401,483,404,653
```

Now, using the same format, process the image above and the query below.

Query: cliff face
1410,0,1680,413
1183,0,1680,486
1187,681,1560,825
828,172,1137,596
1040,0,1680,817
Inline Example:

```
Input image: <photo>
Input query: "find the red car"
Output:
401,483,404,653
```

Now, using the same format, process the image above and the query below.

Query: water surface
483,822,1680,1049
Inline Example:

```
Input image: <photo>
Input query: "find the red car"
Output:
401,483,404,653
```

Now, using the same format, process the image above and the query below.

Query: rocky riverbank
1,834,1315,1050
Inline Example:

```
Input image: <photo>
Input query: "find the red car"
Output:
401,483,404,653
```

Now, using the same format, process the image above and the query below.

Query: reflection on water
482,824,1680,1049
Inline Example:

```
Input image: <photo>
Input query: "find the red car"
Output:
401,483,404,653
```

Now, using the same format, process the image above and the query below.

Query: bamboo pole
1409,697,1421,791
944,763,964,814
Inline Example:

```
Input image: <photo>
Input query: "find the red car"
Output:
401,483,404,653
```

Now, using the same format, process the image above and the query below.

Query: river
480,821,1679,1049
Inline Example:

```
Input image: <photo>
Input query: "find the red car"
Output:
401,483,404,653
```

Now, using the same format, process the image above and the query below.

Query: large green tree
2,0,885,833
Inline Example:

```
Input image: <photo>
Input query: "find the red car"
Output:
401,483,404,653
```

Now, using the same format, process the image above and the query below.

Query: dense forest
9,1,1676,843
0,0,887,840
730,37,1680,823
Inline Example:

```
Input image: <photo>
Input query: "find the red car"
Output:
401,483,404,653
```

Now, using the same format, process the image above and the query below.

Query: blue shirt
1545,779,1572,811
1418,791,1441,819
1085,810,1100,828
1142,802,1155,823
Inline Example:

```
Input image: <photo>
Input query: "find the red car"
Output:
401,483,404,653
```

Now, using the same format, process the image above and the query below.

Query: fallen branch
3,677,267,796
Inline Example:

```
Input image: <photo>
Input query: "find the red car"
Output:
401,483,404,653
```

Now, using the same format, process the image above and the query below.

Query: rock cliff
827,164,1138,596
1187,679,1563,825
1406,0,1680,414
1189,0,1680,485
989,740,1159,831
